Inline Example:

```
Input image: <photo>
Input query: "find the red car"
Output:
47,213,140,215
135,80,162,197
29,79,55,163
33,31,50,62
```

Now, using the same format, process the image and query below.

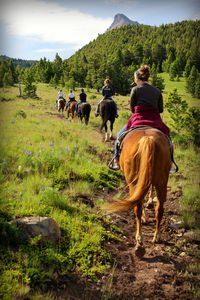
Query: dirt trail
52,118,199,299
56,187,199,300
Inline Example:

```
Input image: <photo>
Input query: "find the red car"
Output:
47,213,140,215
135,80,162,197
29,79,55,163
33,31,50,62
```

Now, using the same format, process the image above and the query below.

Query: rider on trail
95,79,118,118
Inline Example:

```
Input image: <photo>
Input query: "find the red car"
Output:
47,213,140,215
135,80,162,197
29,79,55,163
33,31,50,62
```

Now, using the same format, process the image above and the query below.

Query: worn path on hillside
49,115,200,299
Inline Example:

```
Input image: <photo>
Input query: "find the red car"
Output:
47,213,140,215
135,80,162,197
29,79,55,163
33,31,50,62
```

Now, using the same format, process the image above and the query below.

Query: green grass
0,85,122,299
0,77,200,299
161,72,200,108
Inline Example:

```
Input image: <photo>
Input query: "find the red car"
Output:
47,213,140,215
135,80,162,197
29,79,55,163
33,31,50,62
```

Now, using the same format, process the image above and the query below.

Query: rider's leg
76,101,81,113
95,98,104,116
109,125,127,170
168,135,178,173
65,100,70,110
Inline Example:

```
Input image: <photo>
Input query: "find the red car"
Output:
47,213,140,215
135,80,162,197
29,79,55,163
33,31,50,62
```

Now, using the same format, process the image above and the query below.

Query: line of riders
56,79,118,117
56,65,178,174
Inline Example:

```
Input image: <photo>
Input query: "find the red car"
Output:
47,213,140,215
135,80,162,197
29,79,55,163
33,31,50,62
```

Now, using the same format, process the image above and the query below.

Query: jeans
76,100,86,112
76,101,81,112
114,125,127,159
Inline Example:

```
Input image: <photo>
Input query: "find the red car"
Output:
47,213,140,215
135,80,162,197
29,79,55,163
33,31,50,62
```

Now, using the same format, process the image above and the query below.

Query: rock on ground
10,216,61,243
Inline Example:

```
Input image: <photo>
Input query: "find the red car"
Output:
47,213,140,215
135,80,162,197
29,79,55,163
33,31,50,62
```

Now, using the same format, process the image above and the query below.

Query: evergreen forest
0,20,200,98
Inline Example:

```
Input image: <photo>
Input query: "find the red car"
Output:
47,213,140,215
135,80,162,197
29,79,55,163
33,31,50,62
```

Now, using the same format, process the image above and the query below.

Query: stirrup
108,158,120,170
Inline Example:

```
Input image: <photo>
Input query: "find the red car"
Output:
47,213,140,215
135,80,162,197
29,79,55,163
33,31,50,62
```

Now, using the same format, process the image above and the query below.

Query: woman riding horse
106,127,171,257
95,78,118,118
109,65,177,173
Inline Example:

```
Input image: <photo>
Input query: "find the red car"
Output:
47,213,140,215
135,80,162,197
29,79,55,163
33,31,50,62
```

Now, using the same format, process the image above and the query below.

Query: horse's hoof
146,202,154,209
152,233,160,243
135,245,146,258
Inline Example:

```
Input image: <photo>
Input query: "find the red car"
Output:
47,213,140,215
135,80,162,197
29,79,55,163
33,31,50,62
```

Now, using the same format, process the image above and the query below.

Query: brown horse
99,99,116,141
77,103,91,125
58,99,65,113
106,128,171,257
66,101,77,119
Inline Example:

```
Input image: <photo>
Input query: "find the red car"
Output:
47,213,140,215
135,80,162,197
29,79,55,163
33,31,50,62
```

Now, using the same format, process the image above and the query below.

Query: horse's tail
106,136,154,212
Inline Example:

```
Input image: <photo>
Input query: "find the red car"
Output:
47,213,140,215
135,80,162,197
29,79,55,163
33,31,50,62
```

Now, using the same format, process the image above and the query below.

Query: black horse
99,99,116,141
77,103,91,125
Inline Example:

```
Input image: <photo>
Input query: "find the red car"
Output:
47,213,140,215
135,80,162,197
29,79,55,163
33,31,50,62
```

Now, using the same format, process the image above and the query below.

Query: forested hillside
0,55,38,69
0,20,200,98
64,20,200,95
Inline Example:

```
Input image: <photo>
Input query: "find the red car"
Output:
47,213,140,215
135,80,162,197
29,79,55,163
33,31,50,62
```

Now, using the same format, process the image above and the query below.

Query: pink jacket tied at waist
126,105,170,137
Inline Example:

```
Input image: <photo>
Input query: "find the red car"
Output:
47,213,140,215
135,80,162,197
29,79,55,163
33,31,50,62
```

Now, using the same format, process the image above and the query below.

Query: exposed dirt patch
46,183,199,300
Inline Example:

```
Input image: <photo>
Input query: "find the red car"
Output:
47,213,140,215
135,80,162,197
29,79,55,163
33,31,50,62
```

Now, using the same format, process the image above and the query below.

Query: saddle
117,126,178,172
103,96,113,100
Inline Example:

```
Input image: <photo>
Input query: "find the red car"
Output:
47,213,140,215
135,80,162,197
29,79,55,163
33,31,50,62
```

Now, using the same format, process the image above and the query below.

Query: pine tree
3,69,14,86
165,89,188,134
186,65,198,96
23,69,37,97
195,73,200,98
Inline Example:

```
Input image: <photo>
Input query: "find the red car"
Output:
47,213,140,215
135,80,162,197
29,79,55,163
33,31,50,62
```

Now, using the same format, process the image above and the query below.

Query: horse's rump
118,126,171,157
78,103,91,125
100,99,116,120
79,102,91,115
67,101,77,111
58,99,65,112
121,128,171,184
108,128,171,212
66,101,77,118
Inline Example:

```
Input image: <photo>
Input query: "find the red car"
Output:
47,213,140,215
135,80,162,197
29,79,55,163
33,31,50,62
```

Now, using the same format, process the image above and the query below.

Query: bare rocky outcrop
107,13,140,31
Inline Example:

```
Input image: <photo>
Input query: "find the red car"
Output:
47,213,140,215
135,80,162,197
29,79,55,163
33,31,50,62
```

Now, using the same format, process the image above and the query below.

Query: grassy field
0,75,200,299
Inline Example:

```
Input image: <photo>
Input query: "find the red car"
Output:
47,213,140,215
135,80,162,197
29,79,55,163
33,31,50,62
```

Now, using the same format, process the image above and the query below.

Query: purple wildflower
66,148,69,153
59,139,61,143
41,145,45,150
49,141,54,147
41,183,45,191
24,148,29,155
37,152,40,157
29,149,32,155
3,158,7,162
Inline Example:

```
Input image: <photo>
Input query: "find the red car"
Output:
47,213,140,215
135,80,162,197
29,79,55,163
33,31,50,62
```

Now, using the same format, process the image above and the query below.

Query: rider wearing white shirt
66,90,76,110
57,89,64,107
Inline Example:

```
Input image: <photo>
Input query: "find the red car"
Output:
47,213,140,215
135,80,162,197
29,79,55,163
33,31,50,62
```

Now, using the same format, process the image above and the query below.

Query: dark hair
136,65,150,81
81,88,84,92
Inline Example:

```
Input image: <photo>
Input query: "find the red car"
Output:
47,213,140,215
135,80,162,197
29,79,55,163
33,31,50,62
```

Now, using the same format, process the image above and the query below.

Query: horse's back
121,128,171,179
81,102,91,114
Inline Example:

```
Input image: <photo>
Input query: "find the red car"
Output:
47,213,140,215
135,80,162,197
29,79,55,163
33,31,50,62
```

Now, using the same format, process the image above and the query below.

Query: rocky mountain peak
107,13,140,31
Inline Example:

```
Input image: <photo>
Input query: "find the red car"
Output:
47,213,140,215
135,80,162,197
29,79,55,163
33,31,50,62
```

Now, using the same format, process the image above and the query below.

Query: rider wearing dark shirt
76,89,87,113
95,79,118,117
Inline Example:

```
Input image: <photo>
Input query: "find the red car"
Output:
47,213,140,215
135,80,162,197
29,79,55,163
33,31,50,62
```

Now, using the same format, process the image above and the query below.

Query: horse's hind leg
104,124,109,141
153,184,167,243
146,185,154,208
134,202,146,257
109,121,114,139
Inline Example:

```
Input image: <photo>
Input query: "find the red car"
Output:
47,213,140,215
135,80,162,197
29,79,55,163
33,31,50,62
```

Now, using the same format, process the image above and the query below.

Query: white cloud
193,12,200,20
35,48,66,53
0,0,112,47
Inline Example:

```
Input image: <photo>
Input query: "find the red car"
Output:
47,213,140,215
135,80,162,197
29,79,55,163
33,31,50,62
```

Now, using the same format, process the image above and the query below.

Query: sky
0,0,199,61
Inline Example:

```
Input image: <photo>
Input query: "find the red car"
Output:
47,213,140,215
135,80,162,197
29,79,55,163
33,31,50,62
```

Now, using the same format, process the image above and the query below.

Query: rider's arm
158,92,163,113
129,87,137,113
